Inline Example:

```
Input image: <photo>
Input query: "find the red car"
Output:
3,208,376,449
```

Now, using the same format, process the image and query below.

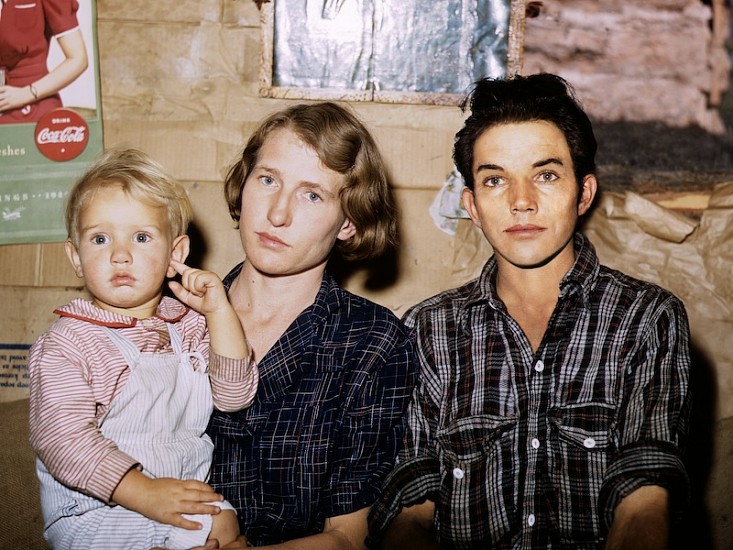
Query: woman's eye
260,175,275,186
305,191,322,202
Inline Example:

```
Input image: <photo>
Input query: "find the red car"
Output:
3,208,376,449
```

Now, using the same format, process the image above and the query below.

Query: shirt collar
308,271,343,323
462,232,600,314
54,296,189,327
559,233,601,309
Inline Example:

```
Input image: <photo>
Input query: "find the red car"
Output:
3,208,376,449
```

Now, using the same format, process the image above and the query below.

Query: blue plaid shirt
209,267,415,545
368,234,691,549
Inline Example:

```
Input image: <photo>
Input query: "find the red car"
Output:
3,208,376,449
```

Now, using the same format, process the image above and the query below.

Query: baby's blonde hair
65,147,192,247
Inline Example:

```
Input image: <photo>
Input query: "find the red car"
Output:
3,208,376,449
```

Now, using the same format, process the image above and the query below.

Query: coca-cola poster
0,0,103,244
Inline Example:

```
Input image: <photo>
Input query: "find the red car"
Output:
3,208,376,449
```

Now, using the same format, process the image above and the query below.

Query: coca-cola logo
34,108,90,161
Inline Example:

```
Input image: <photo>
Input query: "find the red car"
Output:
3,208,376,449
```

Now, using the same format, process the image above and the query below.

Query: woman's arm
0,28,88,112
199,508,371,550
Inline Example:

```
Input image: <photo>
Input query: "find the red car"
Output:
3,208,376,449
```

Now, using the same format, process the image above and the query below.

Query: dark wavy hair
454,73,597,191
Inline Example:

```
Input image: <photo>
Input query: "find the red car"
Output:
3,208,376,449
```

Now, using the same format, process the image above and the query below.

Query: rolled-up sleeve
598,294,692,530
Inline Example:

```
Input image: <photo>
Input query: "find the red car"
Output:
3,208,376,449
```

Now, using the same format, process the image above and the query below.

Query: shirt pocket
547,402,615,543
12,3,41,32
435,415,516,546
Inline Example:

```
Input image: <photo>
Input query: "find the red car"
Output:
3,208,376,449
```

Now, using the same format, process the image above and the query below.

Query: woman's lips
257,231,288,248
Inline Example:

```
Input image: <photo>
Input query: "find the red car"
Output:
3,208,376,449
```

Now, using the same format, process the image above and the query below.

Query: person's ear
462,187,482,228
64,239,84,279
336,218,357,241
577,174,598,216
167,235,190,277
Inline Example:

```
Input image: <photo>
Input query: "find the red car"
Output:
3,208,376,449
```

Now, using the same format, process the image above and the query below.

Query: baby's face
65,185,175,317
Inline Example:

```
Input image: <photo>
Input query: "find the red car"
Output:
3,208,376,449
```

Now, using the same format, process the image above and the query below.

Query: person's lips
257,231,289,248
504,224,546,237
111,273,135,286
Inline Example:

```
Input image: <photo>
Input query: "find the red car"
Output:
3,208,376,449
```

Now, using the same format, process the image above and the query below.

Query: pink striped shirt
28,296,257,502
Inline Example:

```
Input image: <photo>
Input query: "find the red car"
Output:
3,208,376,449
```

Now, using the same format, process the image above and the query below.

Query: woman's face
238,128,355,279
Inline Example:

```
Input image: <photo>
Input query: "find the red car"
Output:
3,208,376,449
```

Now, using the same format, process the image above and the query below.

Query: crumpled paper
429,168,470,235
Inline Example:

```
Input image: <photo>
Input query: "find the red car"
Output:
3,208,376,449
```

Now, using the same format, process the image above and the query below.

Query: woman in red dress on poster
0,0,88,124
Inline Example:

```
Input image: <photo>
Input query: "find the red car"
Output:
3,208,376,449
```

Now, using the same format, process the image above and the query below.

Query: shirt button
527,514,536,526
531,438,540,449
534,360,544,372
584,437,596,449
452,467,465,480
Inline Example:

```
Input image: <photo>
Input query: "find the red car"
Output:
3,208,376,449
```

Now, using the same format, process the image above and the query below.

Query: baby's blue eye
92,235,108,245
135,233,151,243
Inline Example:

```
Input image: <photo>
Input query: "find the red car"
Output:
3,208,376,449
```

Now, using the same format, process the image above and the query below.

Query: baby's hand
113,470,222,531
146,477,224,530
168,260,229,315
168,260,248,361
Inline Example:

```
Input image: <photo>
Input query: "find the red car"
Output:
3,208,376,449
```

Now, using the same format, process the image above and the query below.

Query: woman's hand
0,84,35,112
0,28,88,113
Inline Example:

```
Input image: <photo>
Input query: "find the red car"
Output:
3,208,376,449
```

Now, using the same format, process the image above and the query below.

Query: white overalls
38,323,233,549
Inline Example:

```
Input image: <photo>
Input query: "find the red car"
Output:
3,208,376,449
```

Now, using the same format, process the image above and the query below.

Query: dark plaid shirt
208,267,415,546
368,234,691,549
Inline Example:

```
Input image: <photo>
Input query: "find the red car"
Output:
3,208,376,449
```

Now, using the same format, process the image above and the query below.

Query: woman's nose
267,191,292,227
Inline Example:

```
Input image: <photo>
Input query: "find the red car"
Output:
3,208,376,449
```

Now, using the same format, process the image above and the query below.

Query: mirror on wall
259,0,526,105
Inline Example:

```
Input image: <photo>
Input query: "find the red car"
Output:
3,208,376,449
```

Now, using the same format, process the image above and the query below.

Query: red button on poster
34,108,90,162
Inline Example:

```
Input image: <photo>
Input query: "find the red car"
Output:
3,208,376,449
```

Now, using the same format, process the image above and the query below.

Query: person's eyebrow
533,157,565,168
475,163,504,173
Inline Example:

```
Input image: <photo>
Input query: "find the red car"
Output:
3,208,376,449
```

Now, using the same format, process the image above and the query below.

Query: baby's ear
64,239,84,279
167,235,190,277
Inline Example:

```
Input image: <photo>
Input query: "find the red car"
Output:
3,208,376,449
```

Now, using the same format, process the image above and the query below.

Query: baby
29,147,257,549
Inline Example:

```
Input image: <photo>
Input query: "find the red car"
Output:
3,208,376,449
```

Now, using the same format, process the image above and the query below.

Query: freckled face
238,128,355,279
462,121,596,271
65,185,184,316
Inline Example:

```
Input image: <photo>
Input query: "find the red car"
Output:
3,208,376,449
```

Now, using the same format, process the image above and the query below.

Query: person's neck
228,261,325,361
495,259,569,306
234,262,324,311
495,258,574,352
92,296,161,320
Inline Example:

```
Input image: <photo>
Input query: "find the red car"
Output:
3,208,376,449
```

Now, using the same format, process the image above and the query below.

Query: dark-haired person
368,73,691,550
206,102,416,548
